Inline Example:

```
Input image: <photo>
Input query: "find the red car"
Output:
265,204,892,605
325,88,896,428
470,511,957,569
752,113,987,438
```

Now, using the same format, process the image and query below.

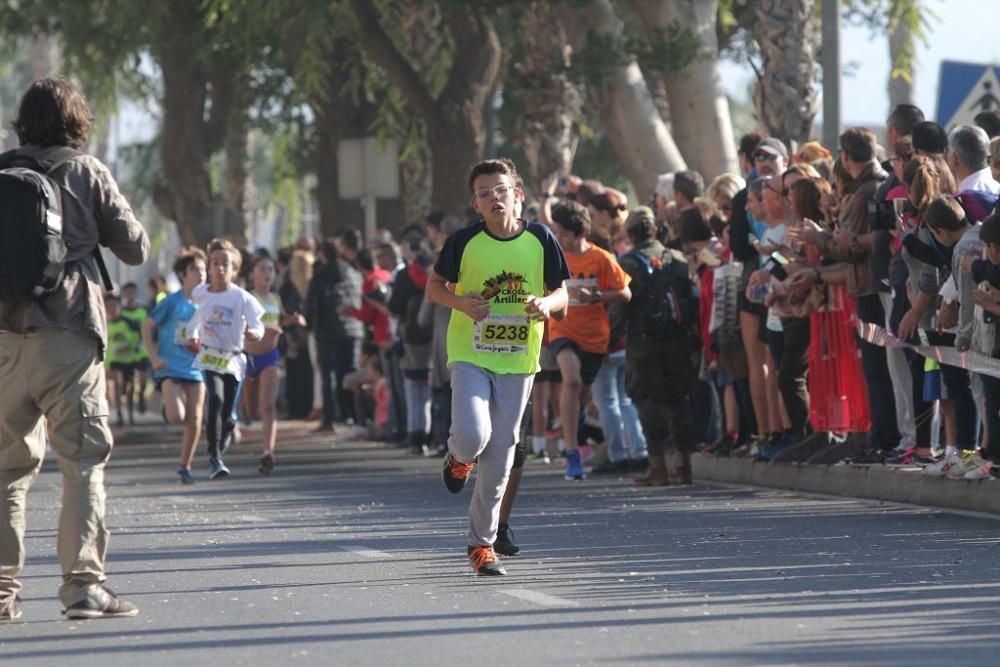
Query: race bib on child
195,346,237,373
174,320,190,345
472,313,531,354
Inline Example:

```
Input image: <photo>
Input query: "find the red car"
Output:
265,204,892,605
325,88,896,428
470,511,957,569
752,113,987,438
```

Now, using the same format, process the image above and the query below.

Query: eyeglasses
475,184,513,200
753,152,779,162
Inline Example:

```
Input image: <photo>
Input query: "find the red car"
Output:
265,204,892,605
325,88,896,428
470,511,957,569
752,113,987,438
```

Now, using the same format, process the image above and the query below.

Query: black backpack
623,247,698,340
0,147,111,301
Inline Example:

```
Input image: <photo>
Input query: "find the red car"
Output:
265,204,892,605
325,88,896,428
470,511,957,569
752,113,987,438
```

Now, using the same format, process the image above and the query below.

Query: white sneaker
924,452,960,477
946,451,984,479
964,461,996,480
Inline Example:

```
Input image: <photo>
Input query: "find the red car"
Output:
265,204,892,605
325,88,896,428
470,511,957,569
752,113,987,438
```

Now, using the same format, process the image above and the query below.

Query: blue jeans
592,352,648,462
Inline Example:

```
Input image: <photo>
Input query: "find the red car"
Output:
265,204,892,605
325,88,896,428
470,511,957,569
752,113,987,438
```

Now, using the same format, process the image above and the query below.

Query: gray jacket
418,291,452,388
0,147,149,355
953,225,983,350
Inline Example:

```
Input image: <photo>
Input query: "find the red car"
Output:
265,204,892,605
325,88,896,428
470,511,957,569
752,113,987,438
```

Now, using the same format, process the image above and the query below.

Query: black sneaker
443,454,475,494
494,523,520,557
806,433,864,465
258,453,275,476
63,587,138,619
468,545,506,576
0,596,22,621
590,459,630,476
846,446,890,465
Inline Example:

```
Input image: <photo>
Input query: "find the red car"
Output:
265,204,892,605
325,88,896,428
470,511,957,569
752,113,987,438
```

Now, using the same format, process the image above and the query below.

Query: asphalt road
3,421,999,666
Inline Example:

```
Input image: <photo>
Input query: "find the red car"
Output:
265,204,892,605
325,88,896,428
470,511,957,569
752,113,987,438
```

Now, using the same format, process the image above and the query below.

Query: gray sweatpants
448,362,534,546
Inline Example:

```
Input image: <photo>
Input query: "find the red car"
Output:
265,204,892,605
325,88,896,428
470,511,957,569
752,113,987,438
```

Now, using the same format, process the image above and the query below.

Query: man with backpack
0,78,149,621
615,206,698,486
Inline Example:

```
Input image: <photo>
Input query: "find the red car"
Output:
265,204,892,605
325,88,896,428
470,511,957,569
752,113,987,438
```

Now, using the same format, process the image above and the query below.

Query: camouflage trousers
624,335,696,456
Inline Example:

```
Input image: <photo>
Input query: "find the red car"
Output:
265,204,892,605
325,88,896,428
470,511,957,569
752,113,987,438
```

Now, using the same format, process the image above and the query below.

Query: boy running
142,248,207,484
427,159,569,576
105,294,139,427
186,239,268,479
547,202,631,480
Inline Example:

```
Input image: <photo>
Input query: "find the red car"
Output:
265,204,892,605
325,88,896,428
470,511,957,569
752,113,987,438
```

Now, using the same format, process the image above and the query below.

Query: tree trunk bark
753,0,819,147
156,54,216,247
153,1,221,247
888,12,915,107
221,107,252,248
511,2,582,194
400,136,432,226
346,0,501,218
31,34,60,80
630,0,739,178
561,0,687,202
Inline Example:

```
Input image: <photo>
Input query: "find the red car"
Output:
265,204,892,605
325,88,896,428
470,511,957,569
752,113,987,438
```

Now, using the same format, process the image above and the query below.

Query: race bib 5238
473,313,530,355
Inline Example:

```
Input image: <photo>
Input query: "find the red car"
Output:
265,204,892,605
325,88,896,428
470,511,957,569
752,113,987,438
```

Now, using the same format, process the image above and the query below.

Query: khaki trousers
0,329,113,608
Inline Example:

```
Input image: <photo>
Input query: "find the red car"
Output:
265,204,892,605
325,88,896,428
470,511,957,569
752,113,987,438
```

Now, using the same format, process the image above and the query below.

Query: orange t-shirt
549,245,630,354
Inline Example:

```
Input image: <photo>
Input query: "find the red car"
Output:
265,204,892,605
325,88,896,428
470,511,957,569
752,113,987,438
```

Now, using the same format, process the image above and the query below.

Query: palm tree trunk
753,0,820,147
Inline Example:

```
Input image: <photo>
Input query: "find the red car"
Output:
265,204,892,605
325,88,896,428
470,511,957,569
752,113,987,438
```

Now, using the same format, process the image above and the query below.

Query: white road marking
237,515,270,523
500,589,580,608
342,545,391,559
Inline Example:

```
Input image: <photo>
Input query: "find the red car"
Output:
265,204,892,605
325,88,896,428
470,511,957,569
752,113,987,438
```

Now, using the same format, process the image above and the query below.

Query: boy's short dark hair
839,127,878,163
336,228,362,251
551,201,592,238
122,282,137,291
974,110,1000,139
468,159,520,193
887,103,925,136
673,170,705,202
104,293,121,304
738,132,763,158
980,210,1000,246
913,121,949,155
678,208,712,243
172,247,207,278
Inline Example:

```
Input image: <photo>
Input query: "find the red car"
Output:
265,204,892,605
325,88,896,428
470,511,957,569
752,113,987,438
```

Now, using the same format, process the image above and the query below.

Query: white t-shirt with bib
188,284,266,380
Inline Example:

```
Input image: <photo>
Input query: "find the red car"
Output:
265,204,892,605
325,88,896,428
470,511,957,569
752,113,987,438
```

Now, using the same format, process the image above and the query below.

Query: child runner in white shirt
187,238,267,479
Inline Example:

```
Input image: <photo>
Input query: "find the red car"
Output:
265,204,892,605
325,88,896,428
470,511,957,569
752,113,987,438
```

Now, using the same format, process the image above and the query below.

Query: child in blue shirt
142,248,207,484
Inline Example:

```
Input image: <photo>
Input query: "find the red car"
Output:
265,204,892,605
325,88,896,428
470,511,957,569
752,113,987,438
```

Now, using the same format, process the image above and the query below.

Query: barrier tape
856,321,1000,379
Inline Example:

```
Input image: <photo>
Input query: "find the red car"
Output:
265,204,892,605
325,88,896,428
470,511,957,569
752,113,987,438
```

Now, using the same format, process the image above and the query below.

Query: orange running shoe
467,544,506,576
442,453,475,494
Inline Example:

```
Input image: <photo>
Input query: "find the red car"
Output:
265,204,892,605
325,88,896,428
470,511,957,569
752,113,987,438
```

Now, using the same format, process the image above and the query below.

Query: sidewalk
692,453,1000,515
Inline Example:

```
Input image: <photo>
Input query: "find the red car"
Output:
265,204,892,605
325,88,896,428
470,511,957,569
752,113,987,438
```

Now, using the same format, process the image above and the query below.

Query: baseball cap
625,206,656,230
753,137,789,160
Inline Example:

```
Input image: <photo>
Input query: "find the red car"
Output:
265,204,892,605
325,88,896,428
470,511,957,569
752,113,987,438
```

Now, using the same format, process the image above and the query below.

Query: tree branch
345,0,438,123
438,11,501,108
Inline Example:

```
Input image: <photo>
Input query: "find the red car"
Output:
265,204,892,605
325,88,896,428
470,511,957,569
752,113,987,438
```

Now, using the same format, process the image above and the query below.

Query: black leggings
204,371,239,462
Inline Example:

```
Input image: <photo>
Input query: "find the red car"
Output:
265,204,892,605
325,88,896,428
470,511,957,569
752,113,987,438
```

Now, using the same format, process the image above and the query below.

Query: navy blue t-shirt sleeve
528,222,570,291
433,223,482,283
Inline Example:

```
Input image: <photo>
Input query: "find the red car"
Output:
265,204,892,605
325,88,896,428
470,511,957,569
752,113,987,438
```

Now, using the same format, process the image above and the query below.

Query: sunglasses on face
754,152,779,162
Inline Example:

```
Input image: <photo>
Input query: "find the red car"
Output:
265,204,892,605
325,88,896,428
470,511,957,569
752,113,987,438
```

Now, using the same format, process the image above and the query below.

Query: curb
692,453,1000,516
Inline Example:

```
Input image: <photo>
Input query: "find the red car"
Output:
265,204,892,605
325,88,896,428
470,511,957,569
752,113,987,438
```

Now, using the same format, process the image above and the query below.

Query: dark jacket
305,258,363,340
819,161,888,296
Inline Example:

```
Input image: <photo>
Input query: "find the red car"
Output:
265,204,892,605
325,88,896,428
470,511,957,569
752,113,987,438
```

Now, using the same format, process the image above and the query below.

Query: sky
719,0,1000,126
